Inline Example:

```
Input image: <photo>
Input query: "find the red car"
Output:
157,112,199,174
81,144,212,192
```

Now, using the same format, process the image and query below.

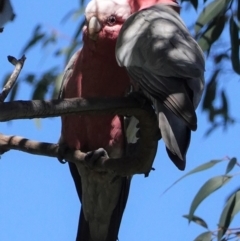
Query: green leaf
204,123,220,137
73,18,85,40
202,69,220,111
52,74,63,99
218,190,240,240
225,158,237,174
162,160,223,195
21,25,45,55
183,214,208,229
214,53,229,64
193,231,212,241
60,8,85,23
195,0,231,34
31,68,58,100
191,0,198,10
42,34,57,48
229,16,240,75
238,0,240,21
181,0,198,10
188,175,232,221
72,8,85,20
24,74,36,84
219,90,230,124
198,16,225,52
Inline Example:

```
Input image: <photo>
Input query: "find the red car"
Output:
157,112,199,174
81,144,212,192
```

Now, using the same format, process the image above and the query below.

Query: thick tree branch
0,55,26,102
0,96,159,176
0,96,153,121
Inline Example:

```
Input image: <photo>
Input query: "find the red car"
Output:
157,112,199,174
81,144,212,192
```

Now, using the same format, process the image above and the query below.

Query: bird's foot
84,148,109,169
0,147,10,155
57,142,68,164
127,91,151,108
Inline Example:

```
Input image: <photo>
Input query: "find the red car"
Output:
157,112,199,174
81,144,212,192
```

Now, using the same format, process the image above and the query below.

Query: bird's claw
0,147,10,155
57,143,68,164
127,91,150,107
85,148,109,168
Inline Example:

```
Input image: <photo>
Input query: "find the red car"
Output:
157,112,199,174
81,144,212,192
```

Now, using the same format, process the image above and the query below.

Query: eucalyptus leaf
183,214,208,229
193,231,211,241
238,0,240,21
202,69,220,111
188,175,232,221
225,158,237,174
230,16,240,75
218,190,240,240
198,16,225,52
195,0,231,34
162,160,223,195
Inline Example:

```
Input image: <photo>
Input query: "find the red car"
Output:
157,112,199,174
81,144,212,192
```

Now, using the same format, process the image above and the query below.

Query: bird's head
84,0,131,41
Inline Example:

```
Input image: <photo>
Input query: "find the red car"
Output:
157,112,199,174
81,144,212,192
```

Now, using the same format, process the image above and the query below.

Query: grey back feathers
116,4,205,170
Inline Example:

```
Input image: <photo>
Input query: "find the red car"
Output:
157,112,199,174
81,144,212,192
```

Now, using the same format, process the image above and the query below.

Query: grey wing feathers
116,4,205,129
116,4,204,78
58,50,81,100
116,4,205,168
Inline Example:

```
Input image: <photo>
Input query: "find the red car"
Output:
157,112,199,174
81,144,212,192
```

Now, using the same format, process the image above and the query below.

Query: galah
58,0,133,240
116,0,205,170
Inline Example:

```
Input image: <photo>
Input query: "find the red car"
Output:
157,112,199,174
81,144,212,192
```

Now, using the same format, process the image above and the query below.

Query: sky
0,0,240,241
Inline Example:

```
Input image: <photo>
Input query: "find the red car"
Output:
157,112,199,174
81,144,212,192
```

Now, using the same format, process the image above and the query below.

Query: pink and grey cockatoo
58,0,133,240
116,0,205,170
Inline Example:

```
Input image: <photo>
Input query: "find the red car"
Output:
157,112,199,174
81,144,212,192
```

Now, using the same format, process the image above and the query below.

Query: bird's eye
107,15,116,25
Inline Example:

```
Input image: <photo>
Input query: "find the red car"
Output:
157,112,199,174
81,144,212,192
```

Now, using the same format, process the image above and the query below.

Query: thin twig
0,55,26,102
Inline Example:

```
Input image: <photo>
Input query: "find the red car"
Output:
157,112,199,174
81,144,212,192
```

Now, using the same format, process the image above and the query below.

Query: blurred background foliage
1,0,240,240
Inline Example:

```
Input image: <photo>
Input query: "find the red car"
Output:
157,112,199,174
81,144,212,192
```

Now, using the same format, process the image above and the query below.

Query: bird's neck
83,32,118,60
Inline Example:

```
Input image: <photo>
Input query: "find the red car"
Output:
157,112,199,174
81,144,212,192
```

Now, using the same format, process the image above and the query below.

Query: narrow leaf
195,0,231,34
193,231,211,241
190,0,198,10
183,214,208,229
214,53,229,64
226,187,240,202
20,25,45,55
204,123,220,137
73,18,85,39
218,190,240,240
225,157,237,174
238,0,240,21
162,160,223,195
198,16,225,52
188,175,232,221
202,69,220,111
220,90,228,121
229,16,240,75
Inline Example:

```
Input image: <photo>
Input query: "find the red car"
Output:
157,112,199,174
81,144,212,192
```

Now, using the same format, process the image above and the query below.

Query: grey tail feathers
68,162,131,241
156,102,191,170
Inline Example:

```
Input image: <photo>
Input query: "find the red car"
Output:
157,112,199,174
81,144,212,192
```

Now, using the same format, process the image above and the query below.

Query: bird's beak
88,16,102,40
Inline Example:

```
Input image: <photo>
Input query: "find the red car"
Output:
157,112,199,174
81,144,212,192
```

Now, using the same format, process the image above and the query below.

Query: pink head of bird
84,0,131,41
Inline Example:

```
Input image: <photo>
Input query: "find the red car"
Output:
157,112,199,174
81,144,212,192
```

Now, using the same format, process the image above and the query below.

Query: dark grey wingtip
166,148,186,171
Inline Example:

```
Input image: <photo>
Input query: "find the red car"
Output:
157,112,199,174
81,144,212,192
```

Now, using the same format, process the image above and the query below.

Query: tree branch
0,96,159,176
0,133,86,164
0,55,26,102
